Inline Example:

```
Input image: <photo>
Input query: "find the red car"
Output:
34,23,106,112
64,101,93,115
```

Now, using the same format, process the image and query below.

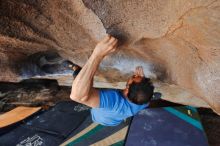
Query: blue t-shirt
91,89,148,126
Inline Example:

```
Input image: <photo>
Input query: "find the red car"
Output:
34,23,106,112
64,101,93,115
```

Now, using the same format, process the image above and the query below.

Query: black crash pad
0,101,90,146
25,101,90,137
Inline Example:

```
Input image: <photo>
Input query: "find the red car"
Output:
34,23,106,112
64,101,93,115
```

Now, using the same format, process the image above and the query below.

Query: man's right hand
92,35,118,58
70,35,117,108
134,66,145,77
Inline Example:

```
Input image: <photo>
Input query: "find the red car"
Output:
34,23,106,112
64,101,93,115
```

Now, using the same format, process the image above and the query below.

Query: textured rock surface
0,0,219,113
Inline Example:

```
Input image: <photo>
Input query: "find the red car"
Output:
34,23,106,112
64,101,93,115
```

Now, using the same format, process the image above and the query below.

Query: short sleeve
99,89,120,109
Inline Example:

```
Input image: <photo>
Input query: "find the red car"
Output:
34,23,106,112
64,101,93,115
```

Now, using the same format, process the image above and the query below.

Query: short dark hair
127,78,154,105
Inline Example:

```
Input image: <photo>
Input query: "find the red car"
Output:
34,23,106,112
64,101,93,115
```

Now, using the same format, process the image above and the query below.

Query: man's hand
70,35,117,108
134,66,145,77
92,35,118,58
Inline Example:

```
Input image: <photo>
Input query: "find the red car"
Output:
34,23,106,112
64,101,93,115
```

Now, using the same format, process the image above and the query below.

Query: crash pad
0,125,64,146
125,106,209,146
25,101,90,137
0,101,90,146
0,106,41,128
61,116,130,146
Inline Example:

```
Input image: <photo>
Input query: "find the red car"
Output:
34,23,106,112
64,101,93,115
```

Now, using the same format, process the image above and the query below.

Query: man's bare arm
70,35,118,108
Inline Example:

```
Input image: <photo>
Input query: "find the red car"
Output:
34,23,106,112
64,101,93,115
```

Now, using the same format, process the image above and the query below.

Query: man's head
123,67,154,105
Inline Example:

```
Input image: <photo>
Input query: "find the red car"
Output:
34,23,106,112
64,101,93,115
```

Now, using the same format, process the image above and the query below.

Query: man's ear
123,88,129,98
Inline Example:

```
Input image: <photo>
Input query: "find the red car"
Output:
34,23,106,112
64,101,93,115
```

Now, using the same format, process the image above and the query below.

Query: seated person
70,35,154,126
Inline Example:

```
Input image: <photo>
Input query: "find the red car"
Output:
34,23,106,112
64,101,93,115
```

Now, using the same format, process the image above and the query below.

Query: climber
70,35,154,126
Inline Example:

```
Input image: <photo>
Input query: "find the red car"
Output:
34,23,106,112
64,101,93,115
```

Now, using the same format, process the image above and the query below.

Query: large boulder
0,0,219,114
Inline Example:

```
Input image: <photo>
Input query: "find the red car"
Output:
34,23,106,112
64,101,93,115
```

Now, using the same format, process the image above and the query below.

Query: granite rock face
0,0,219,114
